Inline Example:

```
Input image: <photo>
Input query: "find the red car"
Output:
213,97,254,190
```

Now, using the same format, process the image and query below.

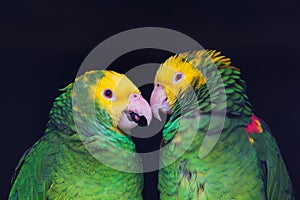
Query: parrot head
150,53,206,120
78,70,152,132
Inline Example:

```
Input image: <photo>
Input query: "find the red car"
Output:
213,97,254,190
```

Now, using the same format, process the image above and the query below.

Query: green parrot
9,70,152,200
150,50,294,199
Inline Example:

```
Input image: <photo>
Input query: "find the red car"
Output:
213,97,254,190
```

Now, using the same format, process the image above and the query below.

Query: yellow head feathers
90,71,140,126
154,54,206,106
153,50,234,107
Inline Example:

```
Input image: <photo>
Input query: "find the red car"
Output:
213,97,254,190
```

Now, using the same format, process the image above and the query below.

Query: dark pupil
104,90,112,98
175,74,182,81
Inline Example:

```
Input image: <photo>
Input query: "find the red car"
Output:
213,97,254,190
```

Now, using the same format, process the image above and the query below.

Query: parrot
150,50,294,199
9,70,152,200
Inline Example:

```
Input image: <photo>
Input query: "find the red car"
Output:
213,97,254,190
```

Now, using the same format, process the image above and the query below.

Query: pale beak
127,93,152,126
150,84,171,121
118,93,152,131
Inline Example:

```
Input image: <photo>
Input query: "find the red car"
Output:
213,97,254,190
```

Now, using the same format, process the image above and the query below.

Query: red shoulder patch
245,115,263,134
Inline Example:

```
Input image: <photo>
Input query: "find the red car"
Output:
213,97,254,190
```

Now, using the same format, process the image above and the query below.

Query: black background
1,0,300,199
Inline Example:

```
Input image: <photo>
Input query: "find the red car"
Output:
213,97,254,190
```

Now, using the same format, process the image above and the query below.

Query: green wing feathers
253,120,294,200
9,134,58,199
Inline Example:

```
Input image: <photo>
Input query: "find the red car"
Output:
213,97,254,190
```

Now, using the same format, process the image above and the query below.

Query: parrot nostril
132,93,141,99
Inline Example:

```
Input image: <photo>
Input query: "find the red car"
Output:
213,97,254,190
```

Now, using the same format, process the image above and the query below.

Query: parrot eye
173,72,184,84
102,89,116,101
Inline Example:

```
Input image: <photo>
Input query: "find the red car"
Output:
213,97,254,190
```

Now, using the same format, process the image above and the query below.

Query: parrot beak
118,93,152,131
150,84,171,121
127,93,152,126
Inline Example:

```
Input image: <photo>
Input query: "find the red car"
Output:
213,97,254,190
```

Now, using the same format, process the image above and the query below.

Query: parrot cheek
150,85,171,121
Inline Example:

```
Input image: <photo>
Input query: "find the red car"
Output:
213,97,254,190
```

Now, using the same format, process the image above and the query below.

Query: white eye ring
173,72,184,84
102,89,116,101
